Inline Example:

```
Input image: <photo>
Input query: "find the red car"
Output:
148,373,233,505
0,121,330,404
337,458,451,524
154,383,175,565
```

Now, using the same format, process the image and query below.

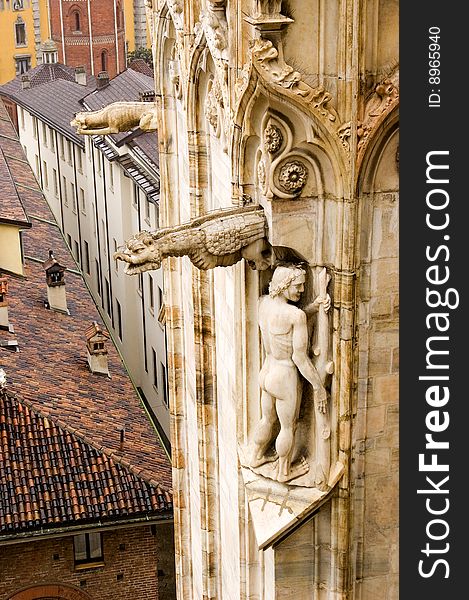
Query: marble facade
83,1,399,597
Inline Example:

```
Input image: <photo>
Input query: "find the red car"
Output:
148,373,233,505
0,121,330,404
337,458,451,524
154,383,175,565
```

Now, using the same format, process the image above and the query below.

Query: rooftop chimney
42,250,69,314
75,66,87,86
85,321,110,376
0,277,13,332
96,71,110,89
139,90,156,102
0,368,6,392
21,75,30,90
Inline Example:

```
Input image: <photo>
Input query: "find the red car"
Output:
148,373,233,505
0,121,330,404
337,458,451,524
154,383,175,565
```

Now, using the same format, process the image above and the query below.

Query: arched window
71,8,81,32
101,50,108,72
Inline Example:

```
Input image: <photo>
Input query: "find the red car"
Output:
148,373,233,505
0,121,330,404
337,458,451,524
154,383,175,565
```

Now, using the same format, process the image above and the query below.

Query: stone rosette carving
70,102,157,136
264,124,283,153
277,160,308,194
114,206,272,272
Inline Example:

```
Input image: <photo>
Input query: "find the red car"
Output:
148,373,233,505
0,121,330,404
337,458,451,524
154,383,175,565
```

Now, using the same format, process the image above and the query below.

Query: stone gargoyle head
113,231,163,274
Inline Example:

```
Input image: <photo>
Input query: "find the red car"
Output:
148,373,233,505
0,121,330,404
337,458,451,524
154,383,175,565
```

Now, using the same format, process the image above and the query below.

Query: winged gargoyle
114,206,272,273
70,102,157,136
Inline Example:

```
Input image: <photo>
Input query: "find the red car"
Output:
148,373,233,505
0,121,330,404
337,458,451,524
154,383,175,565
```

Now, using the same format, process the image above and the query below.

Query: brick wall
0,524,175,600
49,0,126,78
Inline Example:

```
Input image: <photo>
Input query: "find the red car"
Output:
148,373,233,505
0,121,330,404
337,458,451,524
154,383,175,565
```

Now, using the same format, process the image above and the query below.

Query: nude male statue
251,264,331,483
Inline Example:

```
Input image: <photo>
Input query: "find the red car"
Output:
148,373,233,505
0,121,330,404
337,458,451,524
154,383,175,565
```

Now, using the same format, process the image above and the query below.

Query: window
116,299,122,341
32,116,38,139
23,145,27,158
18,106,24,130
13,0,25,9
157,286,163,311
53,169,58,196
50,129,55,152
83,240,90,274
152,348,158,389
42,122,47,146
15,56,30,75
79,187,86,213
105,278,111,316
161,362,169,407
137,273,143,295
67,140,72,164
101,50,107,72
108,161,114,189
148,274,154,312
67,233,72,248
34,154,39,177
71,182,76,212
62,176,68,205
132,183,138,207
71,10,81,32
74,532,103,566
113,239,118,270
42,161,48,189
144,198,151,223
77,148,83,171
74,240,80,262
15,18,26,46
95,259,101,296
59,135,64,159
101,220,106,254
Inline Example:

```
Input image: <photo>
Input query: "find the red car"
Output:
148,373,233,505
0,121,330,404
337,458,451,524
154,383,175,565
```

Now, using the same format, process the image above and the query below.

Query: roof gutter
0,513,173,546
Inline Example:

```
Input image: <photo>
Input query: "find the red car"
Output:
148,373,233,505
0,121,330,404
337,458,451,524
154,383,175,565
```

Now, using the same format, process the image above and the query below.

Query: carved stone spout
71,102,158,136
114,206,271,273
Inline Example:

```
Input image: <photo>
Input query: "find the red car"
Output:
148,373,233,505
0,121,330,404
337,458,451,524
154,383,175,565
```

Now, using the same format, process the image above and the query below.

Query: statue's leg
251,390,277,468
275,391,306,483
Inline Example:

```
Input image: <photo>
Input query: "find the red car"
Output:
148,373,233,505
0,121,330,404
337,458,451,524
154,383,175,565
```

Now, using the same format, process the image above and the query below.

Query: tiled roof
0,146,29,227
0,64,96,145
0,392,172,534
128,58,154,78
82,68,154,111
0,100,172,535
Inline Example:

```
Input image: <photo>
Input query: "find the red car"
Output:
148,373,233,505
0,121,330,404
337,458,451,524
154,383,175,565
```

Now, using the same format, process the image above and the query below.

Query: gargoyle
114,206,272,273
71,102,157,135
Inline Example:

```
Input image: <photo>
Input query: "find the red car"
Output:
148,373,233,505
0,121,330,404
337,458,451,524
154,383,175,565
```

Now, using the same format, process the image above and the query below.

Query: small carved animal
114,206,272,273
71,102,157,136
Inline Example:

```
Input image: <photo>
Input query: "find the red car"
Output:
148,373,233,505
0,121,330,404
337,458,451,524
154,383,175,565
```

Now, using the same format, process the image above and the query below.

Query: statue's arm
291,310,327,412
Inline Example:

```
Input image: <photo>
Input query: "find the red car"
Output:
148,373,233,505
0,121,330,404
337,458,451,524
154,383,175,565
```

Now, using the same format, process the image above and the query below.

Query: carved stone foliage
198,0,228,61
358,66,399,156
114,206,272,272
205,77,224,137
70,102,157,136
250,39,338,123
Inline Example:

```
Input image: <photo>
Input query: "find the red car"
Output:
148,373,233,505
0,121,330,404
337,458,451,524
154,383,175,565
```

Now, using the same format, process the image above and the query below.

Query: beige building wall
142,0,399,598
17,106,170,439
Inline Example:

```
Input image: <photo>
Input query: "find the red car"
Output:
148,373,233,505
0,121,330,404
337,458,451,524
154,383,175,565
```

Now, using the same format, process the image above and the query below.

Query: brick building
49,0,126,78
0,99,175,600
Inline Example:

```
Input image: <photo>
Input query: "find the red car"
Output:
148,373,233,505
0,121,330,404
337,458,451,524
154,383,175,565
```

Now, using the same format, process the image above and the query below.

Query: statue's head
113,231,162,274
269,264,306,302
70,113,88,131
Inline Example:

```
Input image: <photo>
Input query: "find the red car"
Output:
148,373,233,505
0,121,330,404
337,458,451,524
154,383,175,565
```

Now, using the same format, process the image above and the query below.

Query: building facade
0,0,150,84
120,1,398,598
0,97,175,600
0,63,170,440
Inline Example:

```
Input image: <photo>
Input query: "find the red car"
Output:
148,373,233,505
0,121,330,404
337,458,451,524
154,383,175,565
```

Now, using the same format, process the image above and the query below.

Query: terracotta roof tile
0,99,172,535
0,141,29,227
0,392,171,534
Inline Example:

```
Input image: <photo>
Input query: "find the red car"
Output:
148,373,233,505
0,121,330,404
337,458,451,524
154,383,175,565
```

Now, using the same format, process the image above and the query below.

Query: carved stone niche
238,264,344,549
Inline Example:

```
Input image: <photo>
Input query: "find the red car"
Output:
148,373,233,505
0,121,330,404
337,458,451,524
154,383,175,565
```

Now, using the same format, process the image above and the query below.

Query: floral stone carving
264,124,283,153
277,160,308,194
